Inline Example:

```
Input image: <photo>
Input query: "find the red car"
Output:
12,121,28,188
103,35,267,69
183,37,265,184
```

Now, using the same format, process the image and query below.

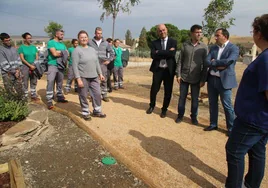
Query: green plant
130,50,150,58
44,21,63,38
202,0,235,45
0,86,29,121
0,98,29,121
98,0,140,39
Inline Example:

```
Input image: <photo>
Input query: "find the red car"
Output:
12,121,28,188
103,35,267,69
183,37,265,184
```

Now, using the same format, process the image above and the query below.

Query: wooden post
8,159,26,188
0,163,9,174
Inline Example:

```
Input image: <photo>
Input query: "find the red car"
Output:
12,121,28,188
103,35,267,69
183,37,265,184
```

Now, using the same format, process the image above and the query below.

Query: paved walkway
35,74,268,188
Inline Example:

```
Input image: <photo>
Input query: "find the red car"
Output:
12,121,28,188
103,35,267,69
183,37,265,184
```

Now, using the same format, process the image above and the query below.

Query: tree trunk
207,35,212,45
112,16,116,40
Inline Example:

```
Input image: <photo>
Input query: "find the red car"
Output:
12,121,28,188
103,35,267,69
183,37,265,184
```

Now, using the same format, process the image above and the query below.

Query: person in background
113,39,124,90
46,29,68,109
64,39,79,94
0,33,23,94
18,32,40,101
72,30,106,121
175,24,208,125
122,48,130,68
106,38,115,93
225,14,268,188
88,27,114,102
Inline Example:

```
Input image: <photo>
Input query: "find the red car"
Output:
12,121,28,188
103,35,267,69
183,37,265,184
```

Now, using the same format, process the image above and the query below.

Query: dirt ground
1,62,267,187
0,108,147,188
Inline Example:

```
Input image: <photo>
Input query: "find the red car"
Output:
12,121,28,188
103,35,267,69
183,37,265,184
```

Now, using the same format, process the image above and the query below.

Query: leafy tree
202,0,235,44
16,40,23,46
44,21,63,38
236,43,246,57
180,29,190,44
125,29,134,46
63,40,72,49
98,0,140,39
146,23,189,49
34,40,42,45
137,27,149,50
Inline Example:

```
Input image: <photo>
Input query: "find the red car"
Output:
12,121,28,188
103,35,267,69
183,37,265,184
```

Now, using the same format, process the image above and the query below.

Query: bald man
146,24,177,118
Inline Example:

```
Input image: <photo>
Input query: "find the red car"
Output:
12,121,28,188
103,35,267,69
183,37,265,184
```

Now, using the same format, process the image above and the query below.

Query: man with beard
46,29,68,109
88,27,115,102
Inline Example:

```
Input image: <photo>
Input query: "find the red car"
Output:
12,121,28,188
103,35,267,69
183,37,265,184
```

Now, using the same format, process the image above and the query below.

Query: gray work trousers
113,66,123,88
46,65,65,103
100,63,108,98
107,68,114,90
78,77,102,116
65,65,77,92
21,65,38,98
2,73,24,95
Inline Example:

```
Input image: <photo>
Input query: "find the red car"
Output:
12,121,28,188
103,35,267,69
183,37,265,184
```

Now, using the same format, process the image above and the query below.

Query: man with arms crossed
204,28,239,136
146,24,177,118
46,29,68,109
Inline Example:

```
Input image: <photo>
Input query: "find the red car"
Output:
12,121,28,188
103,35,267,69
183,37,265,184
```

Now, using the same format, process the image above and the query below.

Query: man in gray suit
204,28,239,136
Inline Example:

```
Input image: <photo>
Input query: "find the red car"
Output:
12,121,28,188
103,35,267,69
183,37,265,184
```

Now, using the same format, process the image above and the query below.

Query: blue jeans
177,80,200,119
225,118,268,188
207,75,234,130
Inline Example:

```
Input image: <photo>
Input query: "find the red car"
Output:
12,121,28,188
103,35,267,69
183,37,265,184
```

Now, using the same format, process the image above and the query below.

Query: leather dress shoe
160,111,167,118
175,116,183,123
204,125,218,131
191,119,199,125
146,107,154,114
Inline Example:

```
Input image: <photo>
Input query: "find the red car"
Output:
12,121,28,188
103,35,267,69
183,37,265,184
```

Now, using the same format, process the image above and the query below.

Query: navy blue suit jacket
205,42,239,89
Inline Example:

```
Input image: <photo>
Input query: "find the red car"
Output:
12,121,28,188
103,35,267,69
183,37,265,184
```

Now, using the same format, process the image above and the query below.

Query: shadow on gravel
37,89,81,116
129,130,226,187
109,96,177,120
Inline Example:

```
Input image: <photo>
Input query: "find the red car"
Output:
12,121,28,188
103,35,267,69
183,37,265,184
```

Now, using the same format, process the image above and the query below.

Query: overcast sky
1,0,267,39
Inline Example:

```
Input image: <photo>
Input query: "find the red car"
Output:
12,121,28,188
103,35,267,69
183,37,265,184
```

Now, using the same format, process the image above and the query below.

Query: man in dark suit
204,28,239,135
146,24,177,118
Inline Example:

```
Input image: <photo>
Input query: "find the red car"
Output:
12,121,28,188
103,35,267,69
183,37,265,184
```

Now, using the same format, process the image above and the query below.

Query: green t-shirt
113,46,123,67
47,39,67,66
68,47,75,65
18,44,38,64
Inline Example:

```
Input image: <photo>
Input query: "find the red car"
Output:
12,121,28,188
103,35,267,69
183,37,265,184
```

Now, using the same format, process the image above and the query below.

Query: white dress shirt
210,40,229,77
159,36,168,68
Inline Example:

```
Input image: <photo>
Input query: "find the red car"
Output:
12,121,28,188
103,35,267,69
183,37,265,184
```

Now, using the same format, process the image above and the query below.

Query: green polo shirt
113,46,123,67
47,39,67,66
18,44,38,64
68,47,75,65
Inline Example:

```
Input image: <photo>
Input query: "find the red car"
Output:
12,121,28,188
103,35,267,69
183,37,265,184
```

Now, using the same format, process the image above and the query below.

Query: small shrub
130,50,151,58
0,86,29,122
